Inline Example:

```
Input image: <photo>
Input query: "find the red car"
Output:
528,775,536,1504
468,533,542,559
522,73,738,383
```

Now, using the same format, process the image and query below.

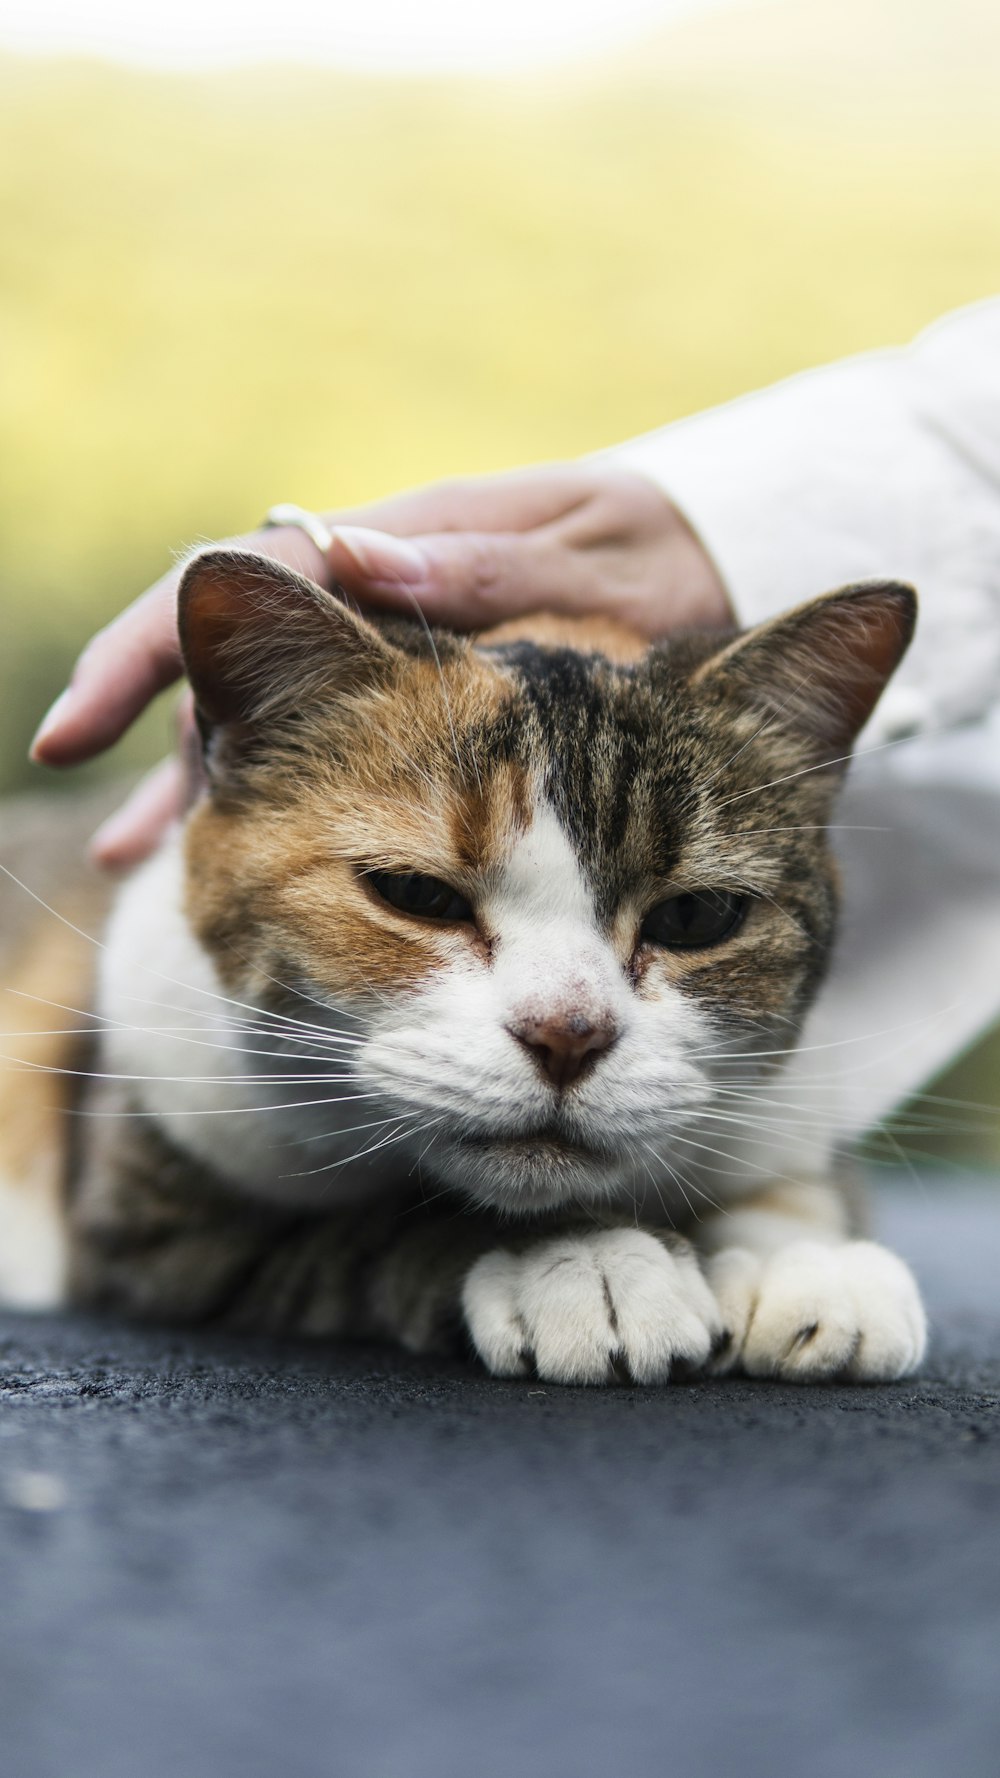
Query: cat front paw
462,1228,723,1385
705,1240,927,1382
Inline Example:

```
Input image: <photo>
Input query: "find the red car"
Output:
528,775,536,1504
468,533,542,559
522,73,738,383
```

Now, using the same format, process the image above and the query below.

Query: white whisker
396,585,481,796
714,732,913,810
293,1114,445,1181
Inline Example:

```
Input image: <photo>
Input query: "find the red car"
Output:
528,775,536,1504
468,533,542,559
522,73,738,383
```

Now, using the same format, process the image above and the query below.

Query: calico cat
0,549,927,1384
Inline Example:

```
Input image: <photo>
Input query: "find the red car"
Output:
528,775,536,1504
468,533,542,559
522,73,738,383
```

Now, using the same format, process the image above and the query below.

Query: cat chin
431,1133,630,1216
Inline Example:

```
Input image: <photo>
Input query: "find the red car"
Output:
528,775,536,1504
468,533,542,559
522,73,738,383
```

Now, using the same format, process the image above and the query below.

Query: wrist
593,465,734,635
662,501,733,631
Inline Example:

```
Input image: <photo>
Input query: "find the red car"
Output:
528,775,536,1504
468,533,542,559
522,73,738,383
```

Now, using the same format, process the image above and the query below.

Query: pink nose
507,1013,619,1090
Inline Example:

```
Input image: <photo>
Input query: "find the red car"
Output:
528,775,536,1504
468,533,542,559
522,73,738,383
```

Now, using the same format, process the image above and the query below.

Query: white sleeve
604,297,1000,745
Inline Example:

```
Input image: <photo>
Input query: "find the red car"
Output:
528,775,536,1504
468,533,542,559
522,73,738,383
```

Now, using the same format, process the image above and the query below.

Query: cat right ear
690,579,918,764
178,547,399,747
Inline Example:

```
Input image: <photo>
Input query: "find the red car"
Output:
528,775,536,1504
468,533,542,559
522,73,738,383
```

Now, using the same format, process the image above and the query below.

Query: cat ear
691,580,917,762
177,547,398,733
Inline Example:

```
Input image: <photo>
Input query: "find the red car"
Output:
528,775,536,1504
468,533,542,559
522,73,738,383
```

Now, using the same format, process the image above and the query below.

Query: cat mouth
455,1124,609,1162
443,1121,627,1211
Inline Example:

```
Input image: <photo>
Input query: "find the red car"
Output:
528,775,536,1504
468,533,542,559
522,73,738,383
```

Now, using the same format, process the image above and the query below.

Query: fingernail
29,689,75,760
89,804,147,871
332,527,428,587
88,757,187,871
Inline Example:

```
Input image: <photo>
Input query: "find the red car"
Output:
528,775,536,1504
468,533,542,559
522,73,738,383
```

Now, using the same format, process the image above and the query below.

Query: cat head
176,548,915,1214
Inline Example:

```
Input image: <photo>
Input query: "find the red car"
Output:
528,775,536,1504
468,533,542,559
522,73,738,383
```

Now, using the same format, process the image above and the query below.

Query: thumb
328,525,596,629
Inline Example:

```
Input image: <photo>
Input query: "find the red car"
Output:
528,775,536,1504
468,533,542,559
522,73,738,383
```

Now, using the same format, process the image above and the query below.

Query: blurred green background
1,0,999,1157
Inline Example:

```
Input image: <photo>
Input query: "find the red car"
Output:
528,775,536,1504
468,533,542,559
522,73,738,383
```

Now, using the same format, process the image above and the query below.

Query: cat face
178,552,915,1214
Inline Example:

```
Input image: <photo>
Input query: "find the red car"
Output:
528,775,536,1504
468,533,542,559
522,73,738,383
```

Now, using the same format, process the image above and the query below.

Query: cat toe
702,1247,761,1375
721,1240,926,1382
461,1250,532,1377
840,1242,928,1381
463,1229,721,1386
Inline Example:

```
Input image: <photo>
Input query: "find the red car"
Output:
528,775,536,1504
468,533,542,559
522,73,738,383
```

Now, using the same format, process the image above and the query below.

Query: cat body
0,554,926,1382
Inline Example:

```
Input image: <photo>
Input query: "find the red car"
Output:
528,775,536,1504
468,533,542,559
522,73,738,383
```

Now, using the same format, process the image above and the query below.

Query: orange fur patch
0,913,94,1188
184,640,530,1001
479,612,649,665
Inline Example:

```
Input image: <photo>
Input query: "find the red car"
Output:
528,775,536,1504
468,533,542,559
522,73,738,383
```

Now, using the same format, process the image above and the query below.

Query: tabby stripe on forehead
475,641,696,920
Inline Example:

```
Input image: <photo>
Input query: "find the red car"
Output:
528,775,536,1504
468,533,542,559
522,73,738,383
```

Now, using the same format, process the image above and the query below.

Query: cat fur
0,553,926,1384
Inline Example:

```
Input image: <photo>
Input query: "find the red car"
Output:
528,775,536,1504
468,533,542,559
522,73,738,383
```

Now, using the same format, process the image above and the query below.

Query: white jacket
609,298,1000,1139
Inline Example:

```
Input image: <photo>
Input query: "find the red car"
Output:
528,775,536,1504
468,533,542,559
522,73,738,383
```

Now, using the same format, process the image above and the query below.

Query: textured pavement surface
2,1184,999,1778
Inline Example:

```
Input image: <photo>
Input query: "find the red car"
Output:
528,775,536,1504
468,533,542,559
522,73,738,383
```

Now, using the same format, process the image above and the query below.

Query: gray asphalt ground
2,1182,999,1778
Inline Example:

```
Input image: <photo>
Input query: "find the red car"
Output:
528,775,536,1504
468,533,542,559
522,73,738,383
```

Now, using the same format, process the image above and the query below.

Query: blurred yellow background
1,0,999,1157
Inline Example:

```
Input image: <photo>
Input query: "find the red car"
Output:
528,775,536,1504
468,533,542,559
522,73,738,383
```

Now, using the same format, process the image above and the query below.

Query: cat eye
640,890,747,950
364,870,474,924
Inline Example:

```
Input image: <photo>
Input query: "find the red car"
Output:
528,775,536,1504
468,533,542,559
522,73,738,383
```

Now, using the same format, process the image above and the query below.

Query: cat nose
507,1013,619,1090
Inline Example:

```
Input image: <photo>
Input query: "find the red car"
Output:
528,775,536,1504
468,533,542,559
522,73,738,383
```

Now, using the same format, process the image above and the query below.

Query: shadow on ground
2,1184,999,1778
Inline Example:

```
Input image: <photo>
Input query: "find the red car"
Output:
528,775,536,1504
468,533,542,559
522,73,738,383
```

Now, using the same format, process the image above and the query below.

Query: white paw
462,1228,723,1385
705,1240,927,1382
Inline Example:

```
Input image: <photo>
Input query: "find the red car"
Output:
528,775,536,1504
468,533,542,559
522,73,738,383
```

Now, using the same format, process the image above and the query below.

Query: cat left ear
691,580,917,762
178,547,399,734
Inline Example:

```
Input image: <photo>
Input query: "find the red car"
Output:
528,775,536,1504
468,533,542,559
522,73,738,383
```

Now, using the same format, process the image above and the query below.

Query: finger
89,757,186,872
321,463,596,542
30,527,326,769
31,577,183,767
329,526,601,629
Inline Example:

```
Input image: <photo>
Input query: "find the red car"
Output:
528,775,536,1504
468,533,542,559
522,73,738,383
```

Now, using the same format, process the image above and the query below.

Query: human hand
317,462,730,635
30,464,730,868
30,523,332,868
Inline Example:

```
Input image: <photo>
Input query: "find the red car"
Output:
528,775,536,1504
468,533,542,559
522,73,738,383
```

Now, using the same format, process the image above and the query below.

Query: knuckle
72,623,115,677
465,540,508,605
